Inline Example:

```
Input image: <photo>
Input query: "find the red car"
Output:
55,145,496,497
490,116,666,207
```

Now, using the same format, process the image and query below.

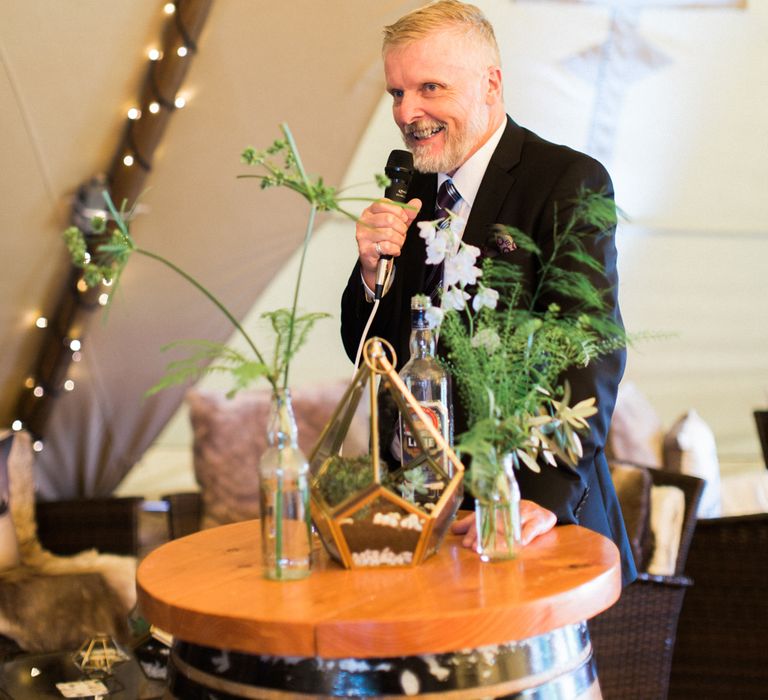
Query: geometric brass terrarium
309,337,464,568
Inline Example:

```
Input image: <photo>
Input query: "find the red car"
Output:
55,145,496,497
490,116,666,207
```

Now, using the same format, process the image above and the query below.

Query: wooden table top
137,520,620,659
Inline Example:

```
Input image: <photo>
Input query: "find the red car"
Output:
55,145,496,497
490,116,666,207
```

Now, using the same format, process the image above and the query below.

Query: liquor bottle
398,295,454,504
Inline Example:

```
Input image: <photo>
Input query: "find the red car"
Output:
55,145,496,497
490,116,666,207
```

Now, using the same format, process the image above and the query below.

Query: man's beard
402,109,488,174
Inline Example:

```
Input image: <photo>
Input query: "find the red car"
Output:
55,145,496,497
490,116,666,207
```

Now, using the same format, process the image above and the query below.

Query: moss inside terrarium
316,454,377,508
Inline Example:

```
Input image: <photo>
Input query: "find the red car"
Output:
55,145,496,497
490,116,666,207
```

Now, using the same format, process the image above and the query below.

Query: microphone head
385,149,413,182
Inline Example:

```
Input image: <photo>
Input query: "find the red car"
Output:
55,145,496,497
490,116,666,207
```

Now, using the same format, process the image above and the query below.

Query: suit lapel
462,116,525,250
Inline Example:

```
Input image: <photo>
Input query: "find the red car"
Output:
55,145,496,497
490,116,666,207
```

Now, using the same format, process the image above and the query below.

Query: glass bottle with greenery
63,123,383,580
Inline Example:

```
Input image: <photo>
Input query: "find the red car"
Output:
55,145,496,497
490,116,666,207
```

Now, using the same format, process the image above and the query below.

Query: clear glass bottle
398,295,454,504
475,451,522,562
258,388,312,580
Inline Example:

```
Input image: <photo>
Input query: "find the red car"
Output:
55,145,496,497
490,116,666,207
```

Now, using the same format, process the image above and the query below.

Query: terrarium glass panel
389,455,452,512
313,453,376,513
422,477,463,560
337,492,427,567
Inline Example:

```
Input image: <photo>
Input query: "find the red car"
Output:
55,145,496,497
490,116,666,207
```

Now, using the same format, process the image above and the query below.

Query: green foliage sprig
62,123,371,396
420,188,629,501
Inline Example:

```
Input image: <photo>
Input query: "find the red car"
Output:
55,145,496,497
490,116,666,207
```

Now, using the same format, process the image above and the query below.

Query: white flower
419,225,453,265
442,286,470,311
472,285,499,312
444,244,481,287
417,220,437,242
425,305,444,329
449,214,466,237
471,328,501,353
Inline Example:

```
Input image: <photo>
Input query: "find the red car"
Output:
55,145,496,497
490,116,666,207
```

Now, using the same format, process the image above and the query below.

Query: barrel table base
165,622,601,699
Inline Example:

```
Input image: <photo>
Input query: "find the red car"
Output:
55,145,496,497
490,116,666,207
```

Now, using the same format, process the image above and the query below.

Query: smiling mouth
405,123,445,141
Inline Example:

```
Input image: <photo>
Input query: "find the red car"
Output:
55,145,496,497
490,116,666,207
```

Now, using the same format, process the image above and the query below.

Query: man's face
384,30,502,174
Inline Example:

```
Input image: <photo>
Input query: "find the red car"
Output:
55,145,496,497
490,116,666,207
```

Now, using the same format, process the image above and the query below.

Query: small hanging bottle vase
259,388,312,580
474,452,522,562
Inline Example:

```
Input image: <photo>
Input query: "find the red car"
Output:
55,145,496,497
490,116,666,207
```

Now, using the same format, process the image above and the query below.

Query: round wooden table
137,521,620,699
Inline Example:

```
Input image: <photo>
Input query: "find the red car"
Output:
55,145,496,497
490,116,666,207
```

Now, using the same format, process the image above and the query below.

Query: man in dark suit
340,0,636,585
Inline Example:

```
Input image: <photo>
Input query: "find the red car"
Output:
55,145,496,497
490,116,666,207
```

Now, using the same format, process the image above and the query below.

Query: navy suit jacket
341,116,637,586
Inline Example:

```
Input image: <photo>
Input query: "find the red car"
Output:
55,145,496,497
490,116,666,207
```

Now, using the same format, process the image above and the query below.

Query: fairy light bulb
148,48,161,61
174,96,186,109
64,380,75,392
35,316,48,329
11,420,22,432
123,154,134,167
102,278,113,287
24,377,34,389
149,102,160,114
69,339,82,352
98,293,109,306
127,107,141,120
163,3,176,14
33,386,44,398
33,441,44,453
76,278,89,293
177,46,188,57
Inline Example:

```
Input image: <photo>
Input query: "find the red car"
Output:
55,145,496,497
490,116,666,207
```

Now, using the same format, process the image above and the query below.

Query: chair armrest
162,492,202,539
590,572,692,700
35,496,143,556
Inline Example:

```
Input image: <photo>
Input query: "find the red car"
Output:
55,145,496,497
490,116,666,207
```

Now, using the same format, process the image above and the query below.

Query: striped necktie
435,178,462,227
425,178,462,300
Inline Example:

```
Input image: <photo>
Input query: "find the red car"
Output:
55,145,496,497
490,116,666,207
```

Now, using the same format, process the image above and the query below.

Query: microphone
374,149,414,300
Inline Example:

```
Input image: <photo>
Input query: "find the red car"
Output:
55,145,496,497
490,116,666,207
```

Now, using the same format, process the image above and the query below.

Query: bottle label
400,401,448,463
410,308,429,330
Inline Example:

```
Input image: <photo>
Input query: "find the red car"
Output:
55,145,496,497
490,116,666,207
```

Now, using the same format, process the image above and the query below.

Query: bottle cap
410,295,431,329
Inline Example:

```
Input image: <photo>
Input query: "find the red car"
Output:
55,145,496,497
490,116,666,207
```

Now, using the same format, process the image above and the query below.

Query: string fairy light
12,0,213,445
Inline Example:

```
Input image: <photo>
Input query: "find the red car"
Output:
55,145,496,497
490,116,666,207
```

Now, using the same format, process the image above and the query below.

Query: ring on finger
375,242,383,257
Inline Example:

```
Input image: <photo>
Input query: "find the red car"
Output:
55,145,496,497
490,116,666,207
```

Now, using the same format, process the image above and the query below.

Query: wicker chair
668,512,768,699
589,467,705,700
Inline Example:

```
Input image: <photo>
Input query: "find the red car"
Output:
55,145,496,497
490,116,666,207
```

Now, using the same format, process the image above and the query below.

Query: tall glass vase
474,453,522,562
259,388,312,580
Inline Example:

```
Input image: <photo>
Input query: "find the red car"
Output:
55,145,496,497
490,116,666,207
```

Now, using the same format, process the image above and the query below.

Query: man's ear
485,65,503,105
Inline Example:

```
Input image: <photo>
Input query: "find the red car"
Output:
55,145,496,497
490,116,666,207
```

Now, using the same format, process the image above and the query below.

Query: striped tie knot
435,178,461,229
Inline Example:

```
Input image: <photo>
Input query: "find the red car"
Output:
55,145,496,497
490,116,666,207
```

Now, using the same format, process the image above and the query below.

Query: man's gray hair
383,0,501,66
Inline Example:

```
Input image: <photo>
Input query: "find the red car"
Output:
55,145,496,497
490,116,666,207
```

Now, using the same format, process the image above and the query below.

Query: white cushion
647,484,685,576
0,432,21,571
663,409,721,519
720,470,768,516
